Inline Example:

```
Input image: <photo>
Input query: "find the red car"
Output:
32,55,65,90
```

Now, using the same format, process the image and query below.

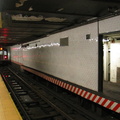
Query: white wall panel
21,22,99,91
10,15,120,92
10,45,22,63
99,15,120,34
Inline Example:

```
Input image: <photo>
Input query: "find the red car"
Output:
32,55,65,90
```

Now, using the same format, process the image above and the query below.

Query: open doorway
103,32,120,83
102,32,120,101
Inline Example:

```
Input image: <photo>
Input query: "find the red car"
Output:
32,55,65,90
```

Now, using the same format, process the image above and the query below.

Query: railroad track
2,68,73,120
1,67,119,120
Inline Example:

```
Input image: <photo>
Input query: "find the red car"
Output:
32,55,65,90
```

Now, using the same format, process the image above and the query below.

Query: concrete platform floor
103,80,120,102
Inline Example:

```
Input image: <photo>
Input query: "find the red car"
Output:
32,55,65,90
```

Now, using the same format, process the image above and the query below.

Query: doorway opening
101,31,120,101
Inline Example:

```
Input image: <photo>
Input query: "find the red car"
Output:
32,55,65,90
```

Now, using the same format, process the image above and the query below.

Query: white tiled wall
11,14,120,92
19,22,99,91
99,15,120,34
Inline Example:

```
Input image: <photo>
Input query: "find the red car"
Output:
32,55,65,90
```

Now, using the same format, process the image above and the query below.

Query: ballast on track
1,66,120,120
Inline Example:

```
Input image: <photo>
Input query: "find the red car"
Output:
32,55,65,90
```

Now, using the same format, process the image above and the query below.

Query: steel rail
2,74,31,120
8,68,75,120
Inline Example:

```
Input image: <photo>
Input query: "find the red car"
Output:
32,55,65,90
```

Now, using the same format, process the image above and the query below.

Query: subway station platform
0,75,23,120
103,80,120,103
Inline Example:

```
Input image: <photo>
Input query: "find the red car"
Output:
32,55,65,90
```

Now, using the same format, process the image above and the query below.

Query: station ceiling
0,0,120,46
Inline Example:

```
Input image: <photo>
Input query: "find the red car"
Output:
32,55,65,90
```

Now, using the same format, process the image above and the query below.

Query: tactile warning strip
0,75,23,120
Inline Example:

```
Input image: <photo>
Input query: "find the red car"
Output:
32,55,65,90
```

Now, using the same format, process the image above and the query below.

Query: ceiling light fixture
15,0,28,8
28,6,33,11
57,8,64,12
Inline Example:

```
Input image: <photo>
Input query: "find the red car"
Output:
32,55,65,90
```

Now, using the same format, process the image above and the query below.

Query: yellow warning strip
0,75,23,120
